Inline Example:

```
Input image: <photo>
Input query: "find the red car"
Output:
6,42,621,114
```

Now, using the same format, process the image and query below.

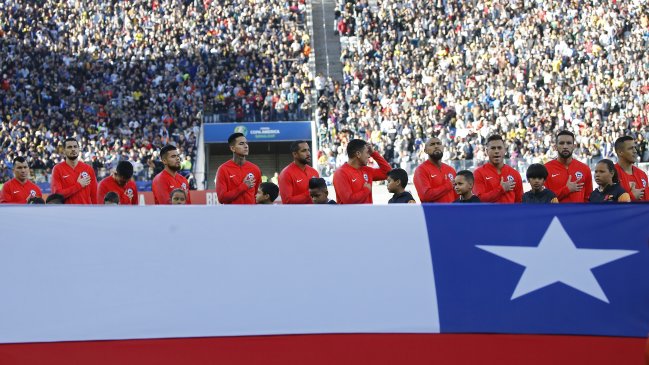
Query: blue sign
203,122,312,143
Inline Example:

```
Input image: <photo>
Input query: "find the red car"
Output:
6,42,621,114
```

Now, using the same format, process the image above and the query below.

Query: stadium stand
0,0,312,185
317,0,649,176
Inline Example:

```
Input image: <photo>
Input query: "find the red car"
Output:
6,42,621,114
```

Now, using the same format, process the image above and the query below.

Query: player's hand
630,182,644,200
244,175,255,188
500,178,515,192
363,182,372,191
78,175,91,187
366,144,374,155
566,176,583,192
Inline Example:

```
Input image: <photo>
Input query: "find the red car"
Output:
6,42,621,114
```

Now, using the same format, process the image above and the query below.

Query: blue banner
203,122,312,143
424,204,649,337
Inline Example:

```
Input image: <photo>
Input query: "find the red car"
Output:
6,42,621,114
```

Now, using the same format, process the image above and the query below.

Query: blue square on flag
423,204,649,337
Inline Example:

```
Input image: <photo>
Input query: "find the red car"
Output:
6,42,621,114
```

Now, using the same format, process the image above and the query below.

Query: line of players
1,131,647,205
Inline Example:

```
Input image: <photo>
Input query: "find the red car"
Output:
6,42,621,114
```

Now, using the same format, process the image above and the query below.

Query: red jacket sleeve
582,169,593,203
473,168,504,203
97,180,108,203
515,172,523,203
152,175,169,205
279,169,311,204
0,183,9,203
369,152,392,181
89,168,98,204
333,169,370,204
185,181,192,205
215,166,248,204
131,183,139,205
547,182,571,201
51,165,82,199
413,166,453,202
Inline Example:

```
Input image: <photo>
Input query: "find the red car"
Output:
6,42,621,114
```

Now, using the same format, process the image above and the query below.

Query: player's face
170,191,186,205
310,188,328,204
64,141,80,160
231,137,249,157
425,138,444,160
386,176,400,194
13,161,30,183
163,149,181,172
454,175,472,195
357,145,371,166
617,140,637,163
293,142,312,165
114,174,128,187
487,140,505,166
556,135,575,159
255,189,268,204
528,177,545,191
594,162,613,187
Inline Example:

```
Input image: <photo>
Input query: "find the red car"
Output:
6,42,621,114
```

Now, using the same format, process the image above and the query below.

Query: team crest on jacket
181,183,187,190
246,173,254,180
575,171,583,181
642,179,647,188
29,190,36,197
80,171,89,179
363,173,369,182
448,173,455,182
125,188,134,199
507,175,514,182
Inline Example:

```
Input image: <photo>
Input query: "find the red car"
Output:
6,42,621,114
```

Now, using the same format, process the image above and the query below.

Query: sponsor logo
13,190,20,194
169,185,175,189
233,125,248,136
486,177,493,180
552,174,560,178
229,175,236,178
352,178,357,182
296,179,303,183
431,174,438,178
62,175,70,178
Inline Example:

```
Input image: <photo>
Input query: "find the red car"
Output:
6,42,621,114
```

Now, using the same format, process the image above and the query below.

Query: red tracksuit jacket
97,176,139,205
544,159,593,203
333,152,391,204
152,169,192,205
473,163,523,203
278,162,320,204
215,160,261,204
413,160,457,203
51,161,98,204
615,164,649,201
0,178,42,204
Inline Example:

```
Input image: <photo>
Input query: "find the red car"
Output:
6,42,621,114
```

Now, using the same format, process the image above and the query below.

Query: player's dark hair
103,191,120,204
526,163,548,180
347,139,367,158
228,133,245,146
387,168,408,188
63,137,78,146
598,159,619,184
13,156,27,165
46,194,65,204
486,135,503,145
614,136,634,153
27,197,45,204
290,140,308,153
309,177,327,190
160,144,177,159
116,161,134,179
259,182,279,202
556,130,575,143
456,170,474,184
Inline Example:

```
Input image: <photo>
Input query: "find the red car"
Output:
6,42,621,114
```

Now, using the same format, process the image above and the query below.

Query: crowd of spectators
1,0,313,184
317,0,649,176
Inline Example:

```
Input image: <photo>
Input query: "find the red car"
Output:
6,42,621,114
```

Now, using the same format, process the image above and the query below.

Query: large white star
476,217,638,303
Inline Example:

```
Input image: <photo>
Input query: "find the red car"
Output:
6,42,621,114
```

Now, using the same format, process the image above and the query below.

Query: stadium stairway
311,0,343,81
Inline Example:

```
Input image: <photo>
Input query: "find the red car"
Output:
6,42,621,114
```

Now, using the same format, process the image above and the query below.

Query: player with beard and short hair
97,161,138,205
278,140,319,204
50,137,97,204
413,137,458,203
332,139,391,204
614,136,648,201
215,133,262,204
152,144,192,205
473,135,523,203
544,130,593,203
0,156,43,204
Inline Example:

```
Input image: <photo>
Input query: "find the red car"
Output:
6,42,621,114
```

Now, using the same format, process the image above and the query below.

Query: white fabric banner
0,205,439,343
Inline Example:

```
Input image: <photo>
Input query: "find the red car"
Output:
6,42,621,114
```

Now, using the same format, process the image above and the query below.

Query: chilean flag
0,205,647,364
